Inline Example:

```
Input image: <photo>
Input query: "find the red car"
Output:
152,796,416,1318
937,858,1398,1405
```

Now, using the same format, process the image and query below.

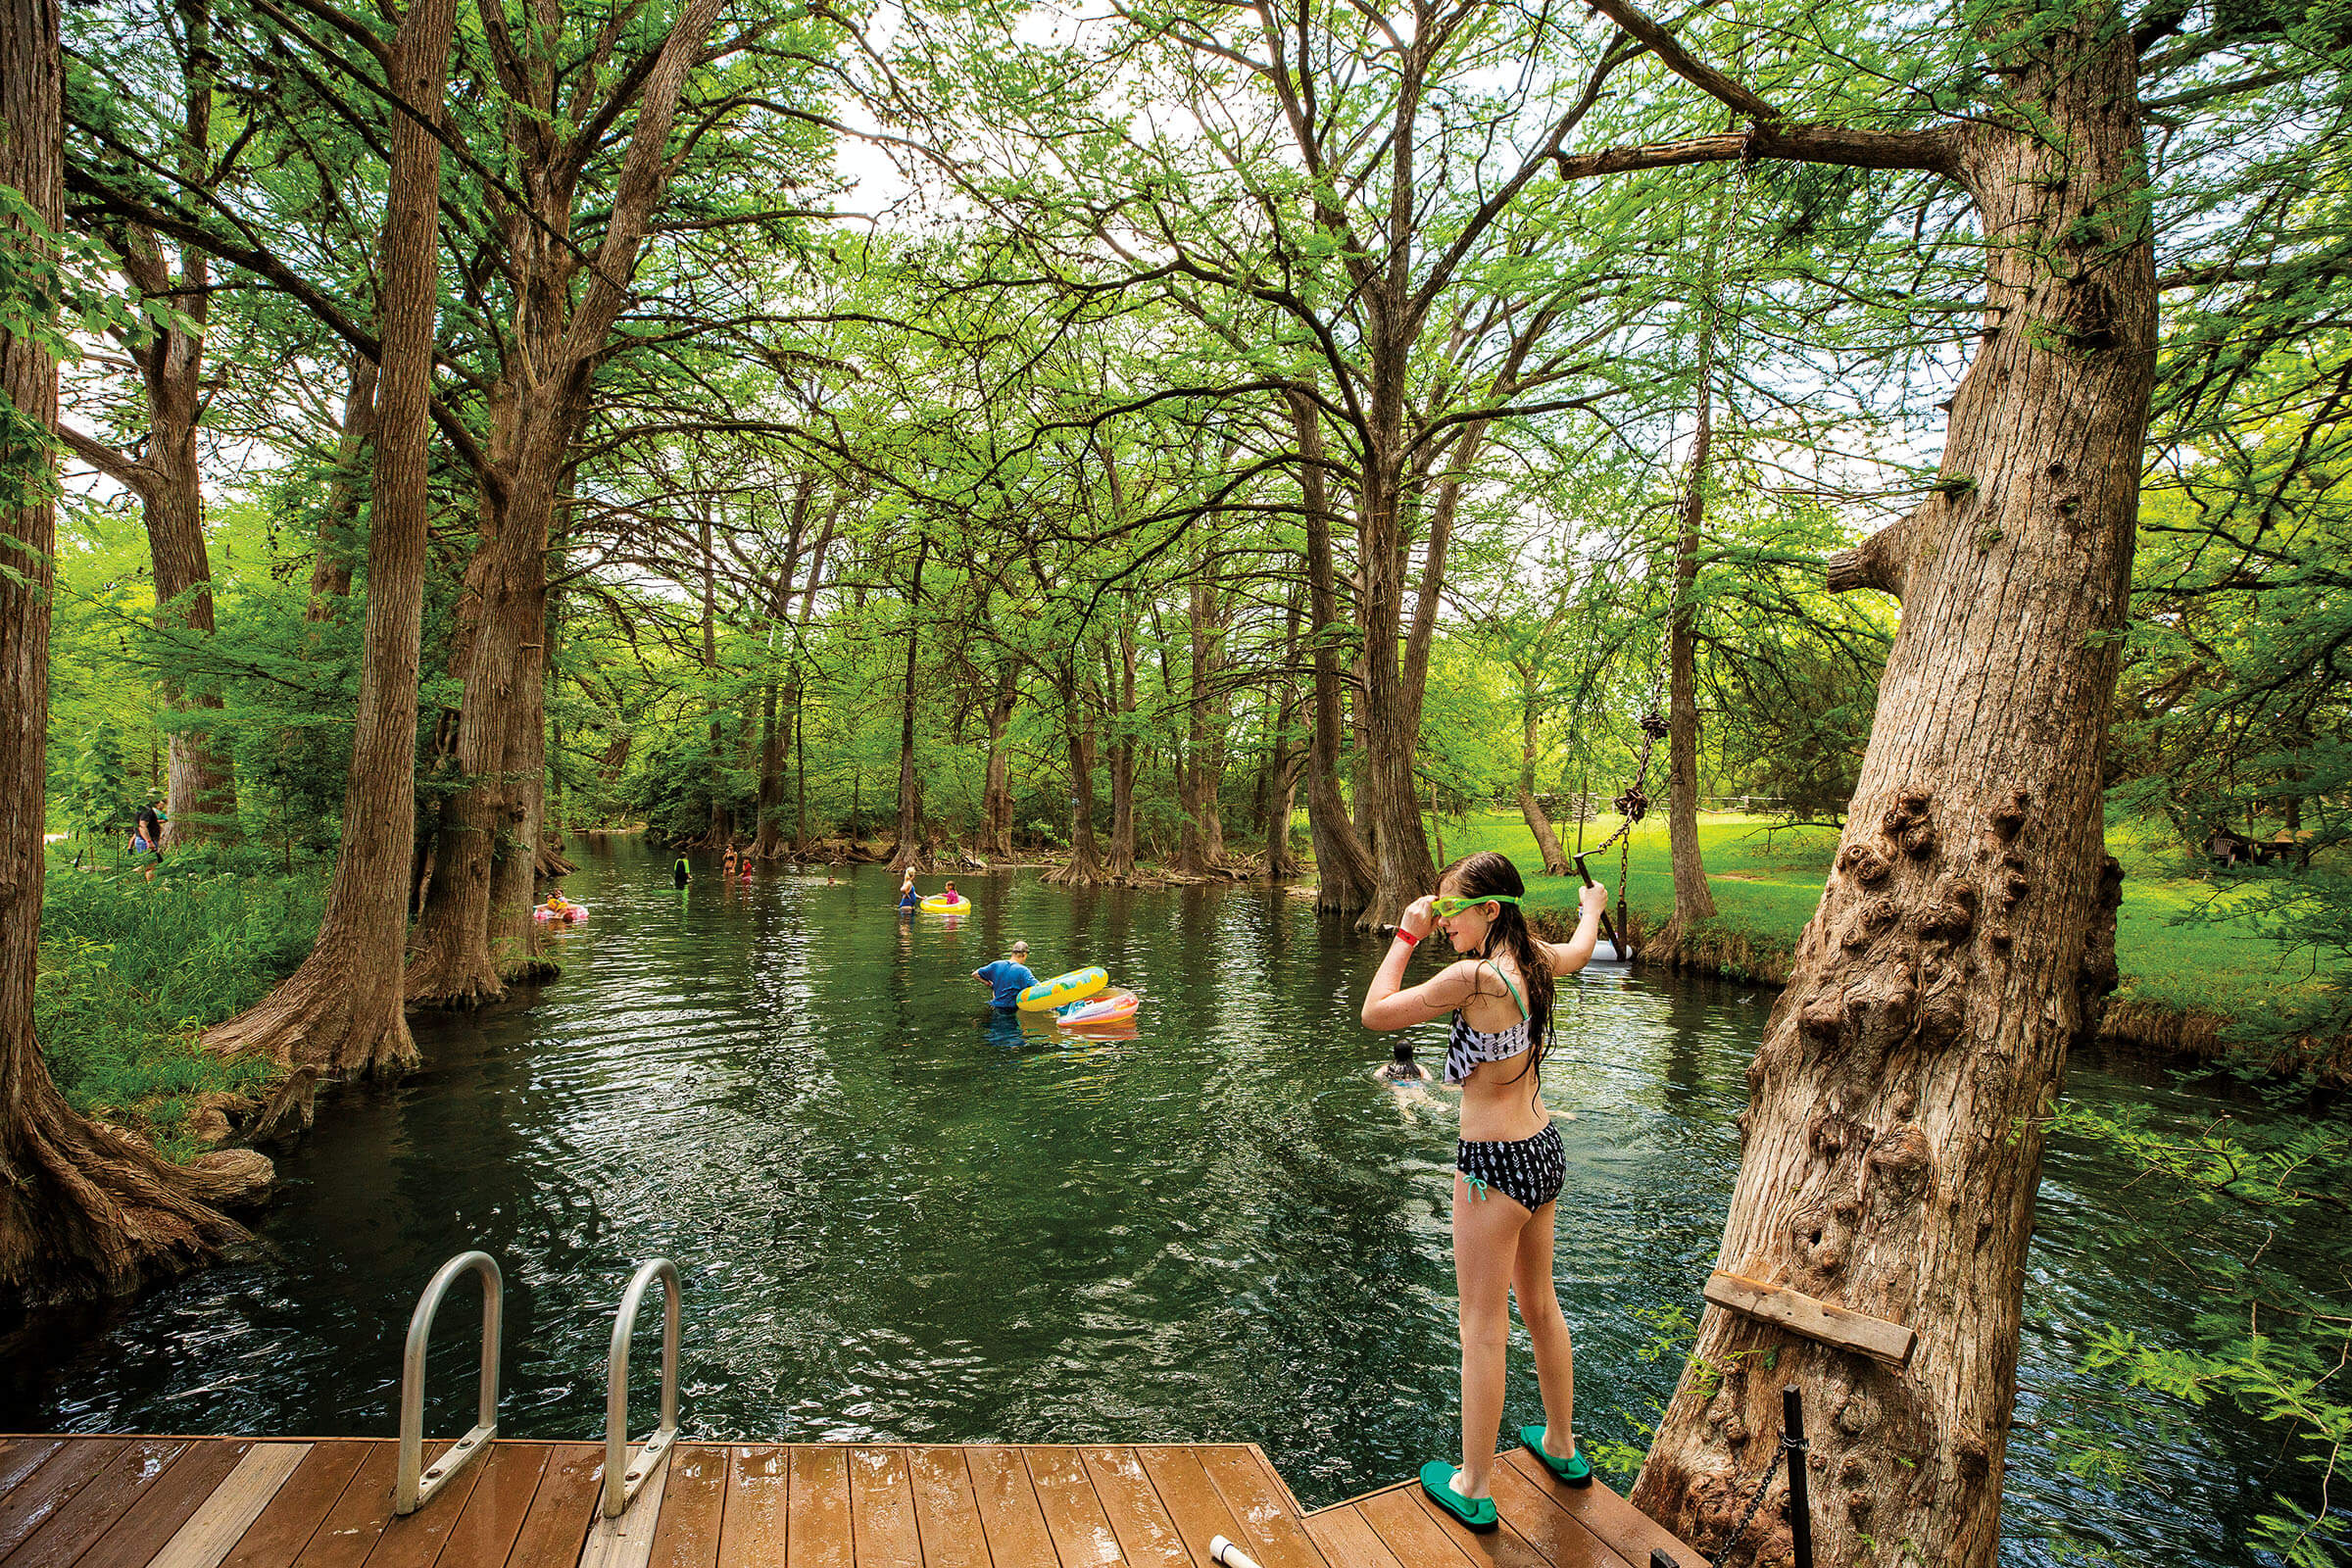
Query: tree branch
1552,123,1959,181
1826,511,1920,600
1578,0,1779,124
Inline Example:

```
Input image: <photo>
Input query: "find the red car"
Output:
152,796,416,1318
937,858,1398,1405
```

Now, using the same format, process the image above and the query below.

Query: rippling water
0,841,2329,1564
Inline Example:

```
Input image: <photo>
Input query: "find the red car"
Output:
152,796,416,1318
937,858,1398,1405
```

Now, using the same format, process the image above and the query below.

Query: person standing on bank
1359,851,1610,1531
972,940,1037,1009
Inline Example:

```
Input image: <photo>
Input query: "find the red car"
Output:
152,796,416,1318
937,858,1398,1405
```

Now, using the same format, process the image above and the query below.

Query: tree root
1,1073,268,1307
205,953,417,1076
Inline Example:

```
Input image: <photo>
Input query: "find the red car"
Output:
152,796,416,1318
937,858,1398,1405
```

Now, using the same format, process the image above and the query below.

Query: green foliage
35,854,317,1158
2050,1103,2352,1565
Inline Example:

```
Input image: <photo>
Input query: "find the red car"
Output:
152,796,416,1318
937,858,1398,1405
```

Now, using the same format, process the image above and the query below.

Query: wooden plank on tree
844,1449,919,1568
783,1447,849,1568
0,1441,121,1562
1192,1446,1330,1568
1702,1269,1916,1367
901,1448,987,1568
148,1443,313,1568
1497,1452,1706,1568
576,1448,671,1568
713,1447,788,1568
2,1437,189,1568
1019,1448,1122,1568
958,1448,1056,1568
646,1446,728,1568
217,1442,370,1568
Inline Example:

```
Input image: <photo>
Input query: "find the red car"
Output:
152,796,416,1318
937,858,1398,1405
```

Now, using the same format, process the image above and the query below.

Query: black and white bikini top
1444,960,1532,1085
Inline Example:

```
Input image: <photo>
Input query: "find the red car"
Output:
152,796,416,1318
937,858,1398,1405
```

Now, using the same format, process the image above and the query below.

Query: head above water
1011,940,1028,956
1435,850,1553,1066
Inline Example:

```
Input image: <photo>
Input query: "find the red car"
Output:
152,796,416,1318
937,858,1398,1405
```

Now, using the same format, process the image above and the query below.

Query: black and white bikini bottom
1456,1122,1565,1212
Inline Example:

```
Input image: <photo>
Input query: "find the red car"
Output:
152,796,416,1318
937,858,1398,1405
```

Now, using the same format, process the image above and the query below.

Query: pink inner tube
1057,989,1138,1027
534,904,586,922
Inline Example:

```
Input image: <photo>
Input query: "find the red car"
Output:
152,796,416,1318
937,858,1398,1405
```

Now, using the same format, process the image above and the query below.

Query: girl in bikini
1360,851,1610,1532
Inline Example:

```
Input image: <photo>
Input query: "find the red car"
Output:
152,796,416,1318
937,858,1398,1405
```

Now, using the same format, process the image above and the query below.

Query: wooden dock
0,1436,1706,1568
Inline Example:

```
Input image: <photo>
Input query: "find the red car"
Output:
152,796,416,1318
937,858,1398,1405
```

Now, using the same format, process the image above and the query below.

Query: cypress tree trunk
1287,390,1376,911
1105,620,1139,879
889,537,928,872
982,663,1016,859
1627,12,2156,1563
204,0,458,1077
1664,299,1720,933
306,352,376,617
0,0,268,1303
1517,665,1571,876
754,677,783,858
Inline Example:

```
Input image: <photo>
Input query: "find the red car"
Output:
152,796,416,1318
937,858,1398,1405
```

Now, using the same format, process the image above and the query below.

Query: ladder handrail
603,1257,682,1517
395,1250,502,1517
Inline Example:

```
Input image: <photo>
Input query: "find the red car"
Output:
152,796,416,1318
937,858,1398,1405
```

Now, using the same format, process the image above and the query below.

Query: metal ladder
393,1251,682,1518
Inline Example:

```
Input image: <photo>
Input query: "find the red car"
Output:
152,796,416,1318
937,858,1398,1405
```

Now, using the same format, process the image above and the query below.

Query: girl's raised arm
1361,897,1482,1029
1540,883,1613,976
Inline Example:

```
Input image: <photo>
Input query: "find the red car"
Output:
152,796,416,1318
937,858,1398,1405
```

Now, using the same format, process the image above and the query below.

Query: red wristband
1393,928,1418,947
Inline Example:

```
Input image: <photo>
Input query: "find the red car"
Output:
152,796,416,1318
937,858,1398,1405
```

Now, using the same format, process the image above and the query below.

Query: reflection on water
0,842,2326,1565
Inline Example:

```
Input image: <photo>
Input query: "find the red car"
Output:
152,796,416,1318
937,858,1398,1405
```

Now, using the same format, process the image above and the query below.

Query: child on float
1358,851,1610,1532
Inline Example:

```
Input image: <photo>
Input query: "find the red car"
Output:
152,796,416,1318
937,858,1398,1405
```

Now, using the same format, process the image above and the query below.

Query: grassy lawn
1428,808,2311,1027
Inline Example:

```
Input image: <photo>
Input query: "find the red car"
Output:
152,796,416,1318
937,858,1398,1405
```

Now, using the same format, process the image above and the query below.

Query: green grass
1428,808,2316,1027
36,850,320,1159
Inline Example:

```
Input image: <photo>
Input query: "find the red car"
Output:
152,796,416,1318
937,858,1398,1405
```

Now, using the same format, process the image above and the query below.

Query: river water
0,843,2326,1564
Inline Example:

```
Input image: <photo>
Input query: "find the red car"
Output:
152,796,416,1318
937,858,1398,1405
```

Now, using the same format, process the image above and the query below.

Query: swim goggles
1431,893,1521,918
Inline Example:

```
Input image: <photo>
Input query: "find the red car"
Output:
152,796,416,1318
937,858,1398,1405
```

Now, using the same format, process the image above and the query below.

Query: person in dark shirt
130,802,164,856
972,940,1038,1009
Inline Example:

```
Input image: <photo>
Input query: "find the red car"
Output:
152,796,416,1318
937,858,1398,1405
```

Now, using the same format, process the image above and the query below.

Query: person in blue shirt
972,941,1037,1009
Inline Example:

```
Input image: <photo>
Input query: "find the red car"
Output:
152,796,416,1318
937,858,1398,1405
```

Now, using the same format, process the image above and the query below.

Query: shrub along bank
36,850,318,1159
1443,811,2331,1074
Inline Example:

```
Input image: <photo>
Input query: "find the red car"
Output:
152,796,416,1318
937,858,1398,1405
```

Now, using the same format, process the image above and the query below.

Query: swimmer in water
673,855,691,887
898,869,918,911
1376,1039,1432,1083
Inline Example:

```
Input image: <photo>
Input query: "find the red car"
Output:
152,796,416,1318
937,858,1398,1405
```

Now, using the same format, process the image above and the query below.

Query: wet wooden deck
0,1436,1702,1568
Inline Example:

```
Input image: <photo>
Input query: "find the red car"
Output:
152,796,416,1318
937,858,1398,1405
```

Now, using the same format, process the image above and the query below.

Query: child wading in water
1360,851,1610,1531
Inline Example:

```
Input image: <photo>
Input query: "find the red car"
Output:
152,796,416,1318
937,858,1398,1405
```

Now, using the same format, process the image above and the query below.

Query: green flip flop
1519,1425,1592,1486
1418,1461,1497,1531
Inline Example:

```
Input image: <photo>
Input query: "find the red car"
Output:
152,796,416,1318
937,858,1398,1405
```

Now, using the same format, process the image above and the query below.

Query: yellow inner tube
1018,966,1107,1011
919,895,969,913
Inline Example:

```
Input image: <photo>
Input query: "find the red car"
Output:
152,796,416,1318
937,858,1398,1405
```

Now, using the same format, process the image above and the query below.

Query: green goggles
1432,893,1521,918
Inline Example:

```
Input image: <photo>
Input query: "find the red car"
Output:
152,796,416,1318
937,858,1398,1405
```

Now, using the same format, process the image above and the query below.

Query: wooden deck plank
216,1443,368,1568
901,1448,988,1568
1020,1447,1122,1568
501,1446,603,1568
845,1450,919,1568
1398,1484,1572,1568
783,1447,850,1568
577,1448,672,1568
1353,1486,1483,1568
1188,1447,1326,1568
1133,1446,1247,1566
1482,1464,1631,1568
77,1440,254,1568
712,1448,788,1568
2,1437,190,1568
431,1443,549,1568
143,1443,312,1568
1497,1453,1706,1568
355,1435,488,1568
0,1442,123,1563
1298,1507,1406,1568
1081,1446,1192,1568
647,1446,729,1568
958,1447,1058,1568
0,1446,65,1508
287,1442,401,1568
